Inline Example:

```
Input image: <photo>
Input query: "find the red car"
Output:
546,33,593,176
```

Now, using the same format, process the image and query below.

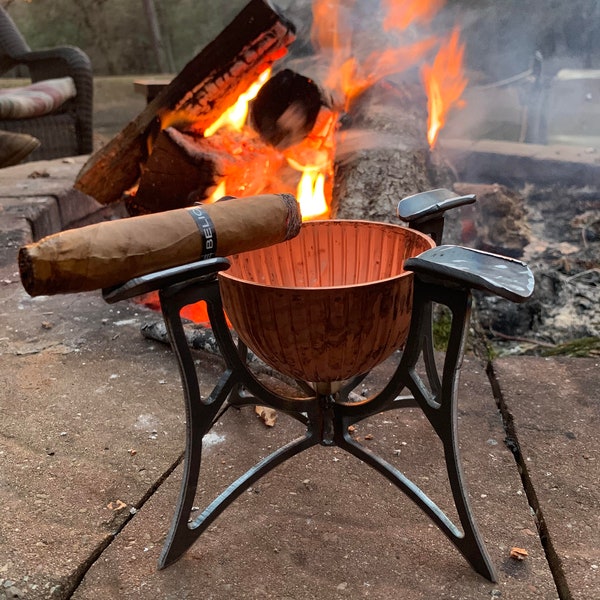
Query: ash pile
441,181,599,354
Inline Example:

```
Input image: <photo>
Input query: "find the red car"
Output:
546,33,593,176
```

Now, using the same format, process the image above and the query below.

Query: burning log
74,0,296,206
18,194,301,297
248,68,325,149
332,79,437,222
129,127,220,215
129,126,287,215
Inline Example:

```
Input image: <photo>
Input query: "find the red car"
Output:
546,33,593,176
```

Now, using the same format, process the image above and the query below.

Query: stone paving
0,159,598,599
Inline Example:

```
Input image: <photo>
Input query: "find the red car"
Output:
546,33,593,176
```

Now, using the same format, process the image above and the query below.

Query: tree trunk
141,0,172,73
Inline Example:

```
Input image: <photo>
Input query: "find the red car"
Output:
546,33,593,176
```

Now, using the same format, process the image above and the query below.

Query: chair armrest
404,245,535,303
102,258,231,304
12,46,92,82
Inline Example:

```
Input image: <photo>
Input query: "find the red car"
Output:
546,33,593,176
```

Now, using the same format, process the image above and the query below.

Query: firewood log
74,0,296,206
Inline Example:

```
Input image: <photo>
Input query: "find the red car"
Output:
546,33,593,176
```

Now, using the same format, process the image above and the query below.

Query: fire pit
219,220,435,388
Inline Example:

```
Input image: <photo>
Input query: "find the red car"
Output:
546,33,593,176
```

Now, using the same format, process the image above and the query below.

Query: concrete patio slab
3,156,596,599
65,350,559,600
491,357,600,600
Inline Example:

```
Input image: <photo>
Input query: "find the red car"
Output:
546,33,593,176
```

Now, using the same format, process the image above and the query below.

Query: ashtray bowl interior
218,220,435,384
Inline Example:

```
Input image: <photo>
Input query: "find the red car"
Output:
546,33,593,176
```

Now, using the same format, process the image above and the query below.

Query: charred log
129,127,288,215
452,182,532,258
127,128,218,215
248,68,324,149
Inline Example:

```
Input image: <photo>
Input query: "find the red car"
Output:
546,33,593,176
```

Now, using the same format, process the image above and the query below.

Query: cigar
19,193,301,297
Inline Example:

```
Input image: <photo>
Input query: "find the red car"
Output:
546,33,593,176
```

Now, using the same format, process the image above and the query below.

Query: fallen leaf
510,547,529,561
255,405,277,427
107,499,127,511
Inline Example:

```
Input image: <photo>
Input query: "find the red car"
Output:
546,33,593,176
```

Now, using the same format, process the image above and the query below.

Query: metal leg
156,278,320,569
160,432,318,568
153,266,496,581
332,279,496,582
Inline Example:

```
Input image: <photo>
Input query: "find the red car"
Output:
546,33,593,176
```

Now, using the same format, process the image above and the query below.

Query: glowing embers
198,69,334,220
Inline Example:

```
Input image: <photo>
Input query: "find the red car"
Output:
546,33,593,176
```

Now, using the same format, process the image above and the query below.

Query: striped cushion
0,77,77,119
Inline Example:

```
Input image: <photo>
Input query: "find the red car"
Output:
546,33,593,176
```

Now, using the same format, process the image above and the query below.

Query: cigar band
188,205,217,260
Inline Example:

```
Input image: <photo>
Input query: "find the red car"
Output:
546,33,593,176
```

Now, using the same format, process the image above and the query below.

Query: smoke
271,1,600,148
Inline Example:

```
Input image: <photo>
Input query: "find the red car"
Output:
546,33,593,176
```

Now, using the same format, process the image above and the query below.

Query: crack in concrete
62,450,185,599
485,361,572,600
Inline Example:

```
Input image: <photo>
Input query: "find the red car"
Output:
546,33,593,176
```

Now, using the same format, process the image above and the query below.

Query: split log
128,127,219,215
74,0,296,206
128,127,289,215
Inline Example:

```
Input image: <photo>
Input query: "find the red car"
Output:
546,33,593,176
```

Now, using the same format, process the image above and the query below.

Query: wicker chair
0,6,93,160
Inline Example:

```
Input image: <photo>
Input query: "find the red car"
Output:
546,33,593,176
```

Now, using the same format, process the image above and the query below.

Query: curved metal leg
331,279,497,582
334,409,495,581
156,280,320,569
334,423,462,537
399,281,496,581
157,285,232,568
159,432,318,568
440,423,496,581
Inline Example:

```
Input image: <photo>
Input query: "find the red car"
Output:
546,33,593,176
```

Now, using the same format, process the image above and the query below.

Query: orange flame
200,66,337,220
297,169,328,219
310,0,440,112
141,0,469,326
204,69,271,136
336,38,438,107
421,27,467,148
196,2,467,219
382,0,446,31
176,2,466,223
285,108,337,219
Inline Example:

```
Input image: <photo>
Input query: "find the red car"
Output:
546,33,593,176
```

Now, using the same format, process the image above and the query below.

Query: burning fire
310,0,467,151
382,0,446,31
204,69,271,137
311,0,438,110
141,0,469,325
421,27,468,148
194,0,467,218
200,66,333,219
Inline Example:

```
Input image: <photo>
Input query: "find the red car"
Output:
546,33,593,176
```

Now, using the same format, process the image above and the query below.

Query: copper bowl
218,220,435,386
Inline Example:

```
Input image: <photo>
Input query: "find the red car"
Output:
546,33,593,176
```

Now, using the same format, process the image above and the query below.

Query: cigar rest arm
398,188,475,244
405,245,535,303
101,257,231,304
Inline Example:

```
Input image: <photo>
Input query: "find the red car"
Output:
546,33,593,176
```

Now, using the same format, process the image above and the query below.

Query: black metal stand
104,240,533,582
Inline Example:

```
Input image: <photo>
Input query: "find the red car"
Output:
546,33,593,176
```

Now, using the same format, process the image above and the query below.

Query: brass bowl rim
218,219,435,292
